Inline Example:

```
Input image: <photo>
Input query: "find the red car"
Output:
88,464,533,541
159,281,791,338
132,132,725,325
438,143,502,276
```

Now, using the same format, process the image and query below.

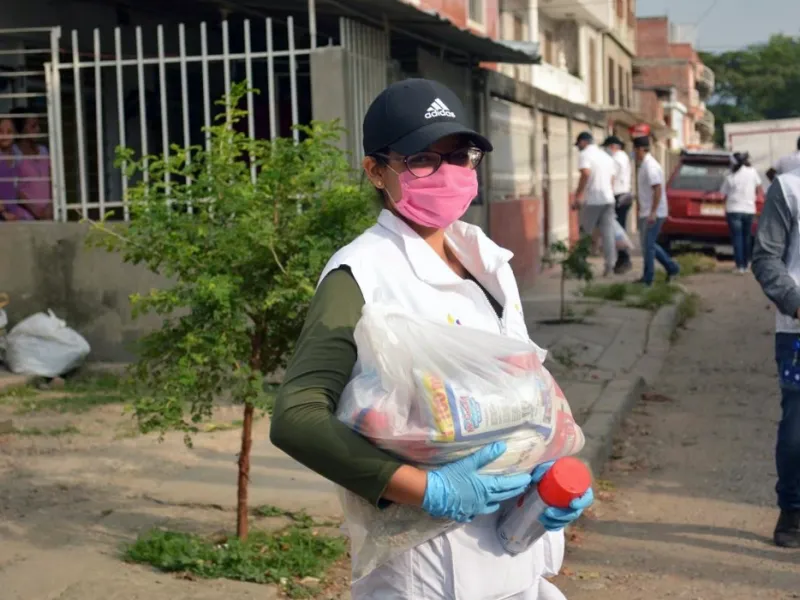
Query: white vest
776,172,800,334
320,210,564,600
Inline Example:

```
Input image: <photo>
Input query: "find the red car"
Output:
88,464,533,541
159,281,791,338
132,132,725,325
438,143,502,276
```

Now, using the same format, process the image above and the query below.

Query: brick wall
636,16,669,57
417,0,500,39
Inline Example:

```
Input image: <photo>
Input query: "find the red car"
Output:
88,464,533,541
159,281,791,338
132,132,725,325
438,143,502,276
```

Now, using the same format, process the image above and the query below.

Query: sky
637,0,800,52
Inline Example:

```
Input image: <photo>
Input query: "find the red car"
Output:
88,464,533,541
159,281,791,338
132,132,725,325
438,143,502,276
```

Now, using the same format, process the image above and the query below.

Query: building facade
634,16,716,150
0,0,541,359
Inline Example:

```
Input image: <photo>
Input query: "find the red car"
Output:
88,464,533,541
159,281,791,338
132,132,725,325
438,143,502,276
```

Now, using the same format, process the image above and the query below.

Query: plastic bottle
496,456,592,555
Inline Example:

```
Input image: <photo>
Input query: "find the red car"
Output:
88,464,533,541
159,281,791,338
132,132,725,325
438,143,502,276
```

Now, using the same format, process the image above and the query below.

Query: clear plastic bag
336,304,585,580
6,310,91,377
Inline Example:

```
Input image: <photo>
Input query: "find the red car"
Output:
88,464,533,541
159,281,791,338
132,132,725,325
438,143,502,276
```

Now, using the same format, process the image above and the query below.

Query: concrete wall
0,223,169,362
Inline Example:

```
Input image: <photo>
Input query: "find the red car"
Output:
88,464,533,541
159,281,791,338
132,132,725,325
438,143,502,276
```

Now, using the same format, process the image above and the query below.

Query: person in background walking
10,107,52,220
721,152,761,274
767,136,800,184
751,169,800,549
633,136,679,286
603,135,633,274
572,131,616,276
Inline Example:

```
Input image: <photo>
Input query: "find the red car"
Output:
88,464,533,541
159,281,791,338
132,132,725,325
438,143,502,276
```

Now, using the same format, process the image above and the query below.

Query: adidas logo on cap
425,98,456,119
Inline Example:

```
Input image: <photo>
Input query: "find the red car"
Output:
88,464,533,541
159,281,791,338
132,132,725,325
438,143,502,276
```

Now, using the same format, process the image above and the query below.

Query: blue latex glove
422,441,532,523
532,461,594,531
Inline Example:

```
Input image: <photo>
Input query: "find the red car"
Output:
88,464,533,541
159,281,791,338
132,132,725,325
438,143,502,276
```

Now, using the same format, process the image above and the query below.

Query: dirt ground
0,390,349,599
553,269,800,599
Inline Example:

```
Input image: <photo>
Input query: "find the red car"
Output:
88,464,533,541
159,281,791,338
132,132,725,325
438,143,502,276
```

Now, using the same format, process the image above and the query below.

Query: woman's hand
531,461,594,531
421,442,532,523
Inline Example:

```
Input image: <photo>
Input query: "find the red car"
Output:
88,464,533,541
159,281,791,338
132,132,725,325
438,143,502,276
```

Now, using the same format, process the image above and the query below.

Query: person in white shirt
767,137,800,183
633,136,679,286
603,135,633,274
573,131,617,276
721,152,762,274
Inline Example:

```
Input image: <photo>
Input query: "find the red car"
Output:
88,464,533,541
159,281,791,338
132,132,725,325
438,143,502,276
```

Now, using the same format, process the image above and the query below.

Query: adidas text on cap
362,78,492,156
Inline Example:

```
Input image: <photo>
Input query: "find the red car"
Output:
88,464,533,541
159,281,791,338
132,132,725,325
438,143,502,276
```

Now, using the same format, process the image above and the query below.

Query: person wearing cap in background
270,78,593,599
633,136,680,286
721,151,761,274
573,131,617,276
766,136,800,184
603,135,633,274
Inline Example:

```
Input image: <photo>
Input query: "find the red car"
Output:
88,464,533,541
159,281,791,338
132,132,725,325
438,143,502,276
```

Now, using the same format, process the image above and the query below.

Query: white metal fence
46,17,330,221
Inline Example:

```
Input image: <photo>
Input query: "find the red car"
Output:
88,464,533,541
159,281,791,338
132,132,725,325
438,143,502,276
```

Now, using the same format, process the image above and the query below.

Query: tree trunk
560,269,566,321
236,402,255,540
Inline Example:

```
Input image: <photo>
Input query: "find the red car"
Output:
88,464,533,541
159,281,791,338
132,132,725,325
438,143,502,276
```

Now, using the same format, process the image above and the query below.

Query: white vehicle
724,118,800,184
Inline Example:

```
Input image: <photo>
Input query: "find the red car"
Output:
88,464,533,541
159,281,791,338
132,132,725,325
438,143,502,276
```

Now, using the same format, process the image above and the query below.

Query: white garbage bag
336,304,585,580
6,310,91,377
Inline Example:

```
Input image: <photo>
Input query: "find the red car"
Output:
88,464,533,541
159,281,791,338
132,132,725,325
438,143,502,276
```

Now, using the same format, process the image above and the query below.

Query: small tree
544,235,594,322
89,83,375,540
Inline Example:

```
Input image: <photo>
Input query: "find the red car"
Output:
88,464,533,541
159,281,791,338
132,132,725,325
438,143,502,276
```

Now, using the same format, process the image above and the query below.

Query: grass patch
624,283,679,310
583,281,678,311
12,424,80,436
583,282,628,302
124,527,346,597
0,372,129,415
550,346,579,369
671,292,702,342
674,252,716,276
9,391,126,415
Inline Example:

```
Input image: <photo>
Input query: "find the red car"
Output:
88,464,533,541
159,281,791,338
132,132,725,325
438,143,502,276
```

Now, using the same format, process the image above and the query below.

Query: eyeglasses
373,147,484,179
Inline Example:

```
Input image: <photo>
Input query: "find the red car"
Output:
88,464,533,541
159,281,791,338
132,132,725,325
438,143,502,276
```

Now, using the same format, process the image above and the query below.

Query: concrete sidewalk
522,258,679,475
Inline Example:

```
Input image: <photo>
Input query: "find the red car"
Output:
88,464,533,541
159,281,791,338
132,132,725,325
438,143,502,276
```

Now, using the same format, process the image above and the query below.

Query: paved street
554,270,800,598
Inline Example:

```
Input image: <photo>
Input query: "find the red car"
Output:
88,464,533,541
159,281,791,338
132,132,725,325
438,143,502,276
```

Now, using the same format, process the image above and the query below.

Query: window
544,31,554,64
468,0,485,28
608,58,616,105
618,65,624,107
670,162,730,192
625,71,632,108
589,40,597,104
513,13,524,41
616,0,625,20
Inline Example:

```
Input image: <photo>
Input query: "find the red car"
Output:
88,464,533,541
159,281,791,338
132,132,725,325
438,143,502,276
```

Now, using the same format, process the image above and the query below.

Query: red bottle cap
537,457,592,509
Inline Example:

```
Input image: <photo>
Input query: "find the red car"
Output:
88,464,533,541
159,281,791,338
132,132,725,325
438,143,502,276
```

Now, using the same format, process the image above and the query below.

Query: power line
695,0,720,26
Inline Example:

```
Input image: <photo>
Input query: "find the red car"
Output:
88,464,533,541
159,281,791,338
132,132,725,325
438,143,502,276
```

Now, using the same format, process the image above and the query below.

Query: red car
658,150,765,251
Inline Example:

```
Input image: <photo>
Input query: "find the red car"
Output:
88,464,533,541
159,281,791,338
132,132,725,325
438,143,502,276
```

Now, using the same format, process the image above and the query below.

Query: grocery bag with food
335,304,585,580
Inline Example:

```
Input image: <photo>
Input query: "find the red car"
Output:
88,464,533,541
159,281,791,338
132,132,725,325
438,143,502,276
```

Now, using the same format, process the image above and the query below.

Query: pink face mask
387,164,479,229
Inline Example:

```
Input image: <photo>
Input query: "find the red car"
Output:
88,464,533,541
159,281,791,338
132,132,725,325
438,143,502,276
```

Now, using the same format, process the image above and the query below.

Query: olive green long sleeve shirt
270,267,403,506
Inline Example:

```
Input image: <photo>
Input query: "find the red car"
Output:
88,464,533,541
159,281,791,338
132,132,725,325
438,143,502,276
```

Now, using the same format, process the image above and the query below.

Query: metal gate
33,14,389,222
44,17,333,221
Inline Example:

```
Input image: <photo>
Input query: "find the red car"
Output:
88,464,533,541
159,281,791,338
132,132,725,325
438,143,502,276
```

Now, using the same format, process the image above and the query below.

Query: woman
270,79,593,600
721,152,761,274
0,117,27,221
11,107,52,220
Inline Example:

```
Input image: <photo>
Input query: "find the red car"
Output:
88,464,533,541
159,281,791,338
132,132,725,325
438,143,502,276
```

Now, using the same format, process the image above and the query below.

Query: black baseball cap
362,78,492,156
602,135,624,148
575,131,594,146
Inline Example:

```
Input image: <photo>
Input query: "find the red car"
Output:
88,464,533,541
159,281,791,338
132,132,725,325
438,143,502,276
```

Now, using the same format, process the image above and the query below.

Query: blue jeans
726,212,754,269
638,217,679,285
774,334,800,511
